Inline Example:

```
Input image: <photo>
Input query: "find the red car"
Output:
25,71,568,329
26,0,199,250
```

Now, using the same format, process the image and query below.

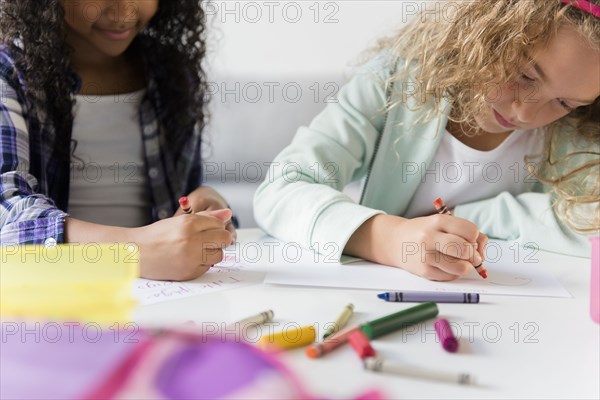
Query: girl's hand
345,214,486,281
445,208,488,264
174,186,236,243
132,209,233,281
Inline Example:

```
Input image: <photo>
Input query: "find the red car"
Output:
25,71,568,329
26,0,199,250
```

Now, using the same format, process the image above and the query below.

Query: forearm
344,214,406,265
345,212,486,281
64,217,136,244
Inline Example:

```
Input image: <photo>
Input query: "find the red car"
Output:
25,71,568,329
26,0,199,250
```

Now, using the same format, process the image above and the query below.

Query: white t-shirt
68,89,153,227
403,129,545,218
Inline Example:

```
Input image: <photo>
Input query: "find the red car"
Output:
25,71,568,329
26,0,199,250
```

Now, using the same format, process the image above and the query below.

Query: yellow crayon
258,325,316,350
323,303,354,339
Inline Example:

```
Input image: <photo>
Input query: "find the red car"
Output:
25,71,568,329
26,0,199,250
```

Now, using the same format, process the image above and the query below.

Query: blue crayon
377,291,480,304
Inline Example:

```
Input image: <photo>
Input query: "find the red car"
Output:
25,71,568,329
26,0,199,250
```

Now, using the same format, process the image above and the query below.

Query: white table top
134,229,600,399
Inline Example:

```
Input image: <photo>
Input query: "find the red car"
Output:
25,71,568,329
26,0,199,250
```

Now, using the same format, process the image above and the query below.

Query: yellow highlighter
258,325,316,350
0,243,139,324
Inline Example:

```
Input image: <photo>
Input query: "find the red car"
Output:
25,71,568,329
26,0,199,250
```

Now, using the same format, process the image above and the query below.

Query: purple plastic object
0,322,146,399
155,340,284,399
1,324,385,400
434,318,459,353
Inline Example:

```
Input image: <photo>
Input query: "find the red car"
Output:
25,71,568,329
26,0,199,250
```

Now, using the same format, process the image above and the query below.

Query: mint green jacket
254,55,592,259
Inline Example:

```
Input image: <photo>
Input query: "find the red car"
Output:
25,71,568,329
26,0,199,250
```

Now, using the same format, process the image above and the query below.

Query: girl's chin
483,128,515,134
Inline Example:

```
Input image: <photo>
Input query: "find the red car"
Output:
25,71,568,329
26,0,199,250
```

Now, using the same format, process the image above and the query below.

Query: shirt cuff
0,213,68,245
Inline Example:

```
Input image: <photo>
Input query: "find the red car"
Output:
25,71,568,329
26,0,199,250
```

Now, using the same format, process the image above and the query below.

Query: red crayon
433,198,488,279
179,196,193,214
433,198,451,215
348,330,377,360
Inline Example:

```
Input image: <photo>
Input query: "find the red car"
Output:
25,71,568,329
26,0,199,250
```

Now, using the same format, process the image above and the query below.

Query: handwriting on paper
132,255,250,305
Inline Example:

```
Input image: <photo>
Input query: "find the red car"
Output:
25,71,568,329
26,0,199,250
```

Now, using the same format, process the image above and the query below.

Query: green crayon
360,302,439,339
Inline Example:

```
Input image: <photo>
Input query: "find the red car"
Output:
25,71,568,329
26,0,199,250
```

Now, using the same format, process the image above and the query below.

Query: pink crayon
435,318,459,353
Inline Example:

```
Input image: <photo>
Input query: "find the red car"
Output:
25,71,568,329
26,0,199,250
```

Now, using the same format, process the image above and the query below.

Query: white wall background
204,1,413,76
200,1,428,226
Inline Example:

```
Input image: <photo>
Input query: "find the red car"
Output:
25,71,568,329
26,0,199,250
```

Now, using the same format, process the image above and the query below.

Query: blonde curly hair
372,0,600,234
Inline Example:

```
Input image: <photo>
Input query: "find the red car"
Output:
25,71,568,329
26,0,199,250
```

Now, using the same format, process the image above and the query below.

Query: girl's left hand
174,186,236,243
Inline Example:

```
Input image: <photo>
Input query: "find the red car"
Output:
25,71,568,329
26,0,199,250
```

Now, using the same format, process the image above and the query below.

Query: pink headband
561,0,600,18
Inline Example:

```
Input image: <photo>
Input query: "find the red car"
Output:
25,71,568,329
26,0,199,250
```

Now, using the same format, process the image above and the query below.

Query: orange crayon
305,324,360,359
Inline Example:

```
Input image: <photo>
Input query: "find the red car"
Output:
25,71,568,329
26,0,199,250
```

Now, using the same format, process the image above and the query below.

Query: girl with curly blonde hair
255,0,600,281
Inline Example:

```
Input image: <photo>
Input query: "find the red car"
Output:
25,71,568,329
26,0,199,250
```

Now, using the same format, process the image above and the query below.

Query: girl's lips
94,27,134,41
493,109,516,129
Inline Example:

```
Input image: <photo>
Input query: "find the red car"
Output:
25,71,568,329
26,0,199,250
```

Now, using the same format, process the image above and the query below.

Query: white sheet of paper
132,254,264,305
132,230,573,302
264,240,573,298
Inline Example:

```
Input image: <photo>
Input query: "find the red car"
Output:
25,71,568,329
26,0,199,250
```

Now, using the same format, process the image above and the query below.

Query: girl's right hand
131,209,233,281
346,214,487,281
389,214,487,281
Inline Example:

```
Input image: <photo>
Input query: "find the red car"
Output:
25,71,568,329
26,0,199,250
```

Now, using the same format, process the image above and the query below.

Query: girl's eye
557,99,575,112
519,73,535,83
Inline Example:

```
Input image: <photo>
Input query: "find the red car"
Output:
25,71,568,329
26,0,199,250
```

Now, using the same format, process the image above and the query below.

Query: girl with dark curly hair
0,0,234,280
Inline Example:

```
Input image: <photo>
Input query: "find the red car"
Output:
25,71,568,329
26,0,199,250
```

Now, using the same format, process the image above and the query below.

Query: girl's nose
104,0,136,25
512,99,543,124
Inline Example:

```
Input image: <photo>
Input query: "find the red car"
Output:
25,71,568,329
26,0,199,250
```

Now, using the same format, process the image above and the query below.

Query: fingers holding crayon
176,191,237,246
475,231,488,261
425,253,474,281
133,211,232,281
402,214,486,281
433,198,488,279
345,200,489,282
196,208,237,245
175,186,230,215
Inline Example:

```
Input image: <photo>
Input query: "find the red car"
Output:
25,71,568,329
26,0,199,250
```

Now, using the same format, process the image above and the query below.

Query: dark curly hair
0,0,208,161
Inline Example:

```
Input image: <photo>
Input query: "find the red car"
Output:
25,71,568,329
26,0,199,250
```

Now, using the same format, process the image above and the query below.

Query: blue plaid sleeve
0,74,68,245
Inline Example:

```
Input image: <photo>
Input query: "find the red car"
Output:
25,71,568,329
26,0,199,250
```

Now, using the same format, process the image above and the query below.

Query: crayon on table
305,324,360,359
230,310,274,328
323,303,354,339
434,318,459,352
433,197,488,279
360,302,439,340
258,325,316,351
363,357,475,385
179,196,193,214
378,291,480,304
348,330,377,359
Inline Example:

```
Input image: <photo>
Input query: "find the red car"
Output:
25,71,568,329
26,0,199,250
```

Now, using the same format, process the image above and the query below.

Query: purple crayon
377,291,479,304
435,318,459,352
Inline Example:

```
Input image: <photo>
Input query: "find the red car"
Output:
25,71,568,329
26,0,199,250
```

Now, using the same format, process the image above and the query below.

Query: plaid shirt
0,47,203,245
